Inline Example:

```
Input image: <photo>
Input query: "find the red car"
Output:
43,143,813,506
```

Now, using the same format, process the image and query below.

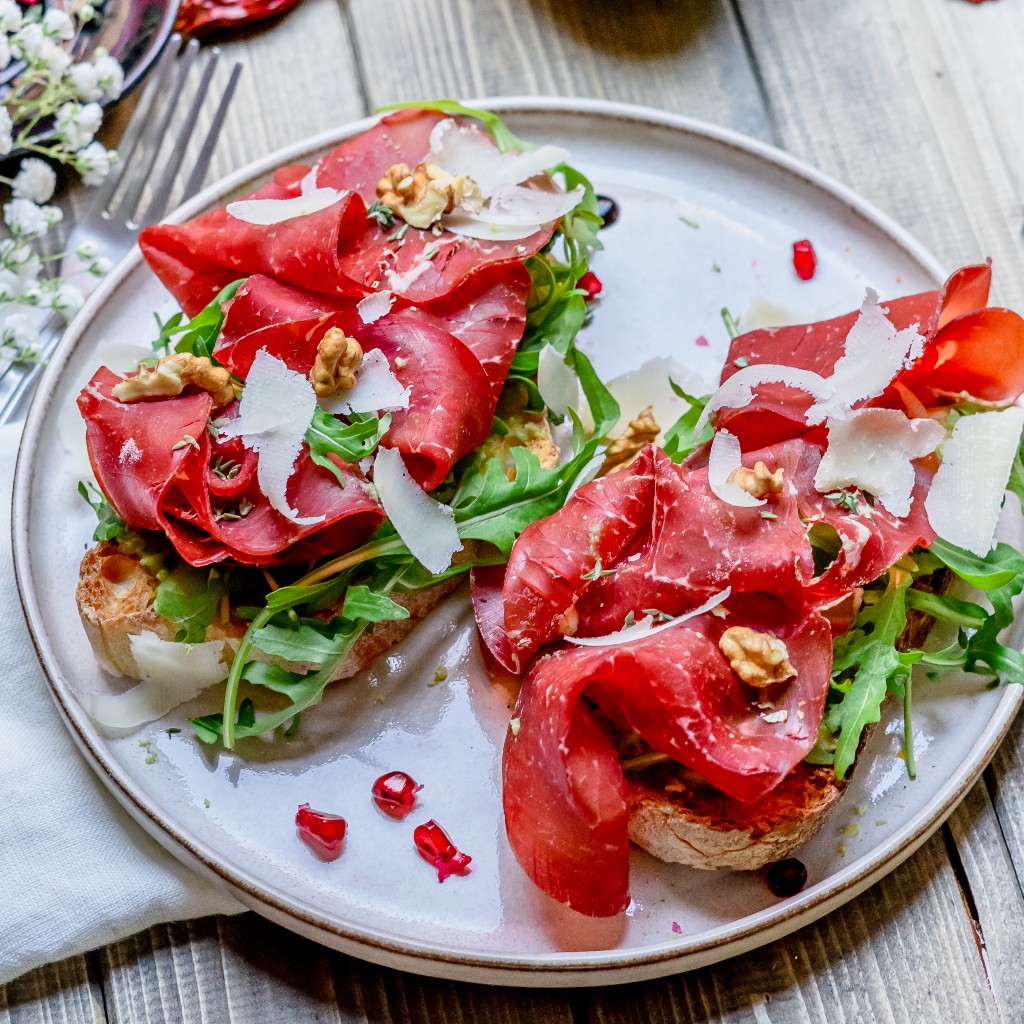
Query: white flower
68,62,101,101
0,36,11,72
45,280,84,317
55,101,102,151
0,239,42,284
40,38,72,78
0,107,12,157
4,198,49,238
2,312,40,350
89,255,112,276
12,158,56,203
93,53,123,100
0,0,22,33
74,141,116,186
12,23,46,61
42,9,74,39
41,204,63,227
78,4,96,21
74,240,97,260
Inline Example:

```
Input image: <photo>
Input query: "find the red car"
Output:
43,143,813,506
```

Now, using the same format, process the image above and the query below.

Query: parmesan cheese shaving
805,291,926,425
427,118,570,197
89,632,229,729
925,406,1024,555
566,589,732,648
373,446,461,574
708,429,765,508
227,185,346,225
697,364,829,434
814,408,944,518
445,184,585,241
320,349,410,415
356,290,395,324
537,345,582,417
384,258,433,295
219,349,324,525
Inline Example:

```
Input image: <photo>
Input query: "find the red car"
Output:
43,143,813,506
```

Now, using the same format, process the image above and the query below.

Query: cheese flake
566,589,732,648
445,183,585,241
925,406,1024,555
320,349,410,415
373,446,461,574
89,632,229,729
219,349,323,525
537,344,582,417
708,429,765,508
227,182,346,225
814,408,944,518
356,290,395,324
697,363,829,434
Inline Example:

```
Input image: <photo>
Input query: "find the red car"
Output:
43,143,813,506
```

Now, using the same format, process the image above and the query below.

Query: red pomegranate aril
578,270,603,300
295,803,347,861
413,819,473,882
372,770,423,820
792,239,817,281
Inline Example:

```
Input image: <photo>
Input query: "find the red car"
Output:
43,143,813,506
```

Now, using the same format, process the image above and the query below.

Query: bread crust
76,542,457,681
622,571,949,872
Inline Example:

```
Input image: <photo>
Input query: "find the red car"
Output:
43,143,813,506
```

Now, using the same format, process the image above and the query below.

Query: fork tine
179,60,243,203
139,47,221,227
92,35,183,216
120,38,201,226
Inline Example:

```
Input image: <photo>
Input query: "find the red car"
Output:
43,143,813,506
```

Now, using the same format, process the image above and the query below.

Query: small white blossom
12,23,45,61
78,4,96,21
42,8,74,39
74,141,116,186
89,255,113,276
41,204,62,228
0,0,22,32
55,101,102,152
0,239,43,283
40,38,72,78
0,107,12,157
4,198,49,238
74,240,98,260
93,53,123,100
0,36,11,72
12,159,56,204
2,312,40,350
68,62,101,101
44,280,84,317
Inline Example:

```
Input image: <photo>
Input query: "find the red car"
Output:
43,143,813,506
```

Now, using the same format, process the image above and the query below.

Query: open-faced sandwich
73,105,1024,915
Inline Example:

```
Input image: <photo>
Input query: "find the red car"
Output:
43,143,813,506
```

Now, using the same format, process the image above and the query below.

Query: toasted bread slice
623,571,948,871
77,543,458,682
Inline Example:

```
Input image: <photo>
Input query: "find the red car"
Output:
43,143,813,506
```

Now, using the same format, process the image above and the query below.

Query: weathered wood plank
0,954,105,1024
588,832,999,1024
734,0,1024,307
346,0,773,141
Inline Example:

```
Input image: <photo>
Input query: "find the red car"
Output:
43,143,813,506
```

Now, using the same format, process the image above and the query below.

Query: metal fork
0,35,243,426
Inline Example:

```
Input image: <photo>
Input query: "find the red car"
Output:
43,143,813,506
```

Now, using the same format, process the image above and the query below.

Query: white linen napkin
0,423,242,986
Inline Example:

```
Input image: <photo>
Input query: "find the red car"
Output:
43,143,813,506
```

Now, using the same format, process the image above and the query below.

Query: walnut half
601,405,659,475
718,626,797,688
112,353,235,406
376,161,483,230
310,327,363,398
727,460,785,499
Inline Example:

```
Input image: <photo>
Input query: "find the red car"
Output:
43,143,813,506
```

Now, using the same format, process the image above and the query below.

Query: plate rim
13,96,1023,986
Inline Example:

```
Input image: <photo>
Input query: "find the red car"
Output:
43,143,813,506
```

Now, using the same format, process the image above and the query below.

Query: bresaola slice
140,109,562,314
78,368,383,566
503,612,833,916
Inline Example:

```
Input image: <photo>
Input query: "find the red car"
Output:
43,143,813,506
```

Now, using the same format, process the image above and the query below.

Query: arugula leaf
153,567,224,644
376,99,533,153
572,348,620,439
77,480,124,542
904,589,989,630
929,537,1024,590
342,584,410,623
157,279,244,360
661,382,712,463
305,408,390,486
251,618,355,664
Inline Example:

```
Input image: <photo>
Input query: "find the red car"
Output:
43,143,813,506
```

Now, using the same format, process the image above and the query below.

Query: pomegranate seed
792,239,817,281
577,270,603,301
295,803,347,862
372,770,422,820
413,819,473,882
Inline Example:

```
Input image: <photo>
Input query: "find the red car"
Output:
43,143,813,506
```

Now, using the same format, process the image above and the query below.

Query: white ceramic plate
13,99,1024,987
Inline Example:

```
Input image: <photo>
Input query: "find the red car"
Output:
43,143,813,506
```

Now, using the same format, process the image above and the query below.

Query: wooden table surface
7,1,1024,1020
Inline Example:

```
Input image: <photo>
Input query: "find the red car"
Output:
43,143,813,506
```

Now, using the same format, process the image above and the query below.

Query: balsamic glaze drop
765,858,808,898
595,194,619,229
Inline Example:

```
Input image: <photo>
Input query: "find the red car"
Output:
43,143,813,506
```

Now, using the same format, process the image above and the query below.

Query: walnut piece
601,405,660,475
310,327,363,398
557,605,579,637
527,434,560,470
727,460,785,499
376,161,483,230
112,353,235,406
718,626,797,688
